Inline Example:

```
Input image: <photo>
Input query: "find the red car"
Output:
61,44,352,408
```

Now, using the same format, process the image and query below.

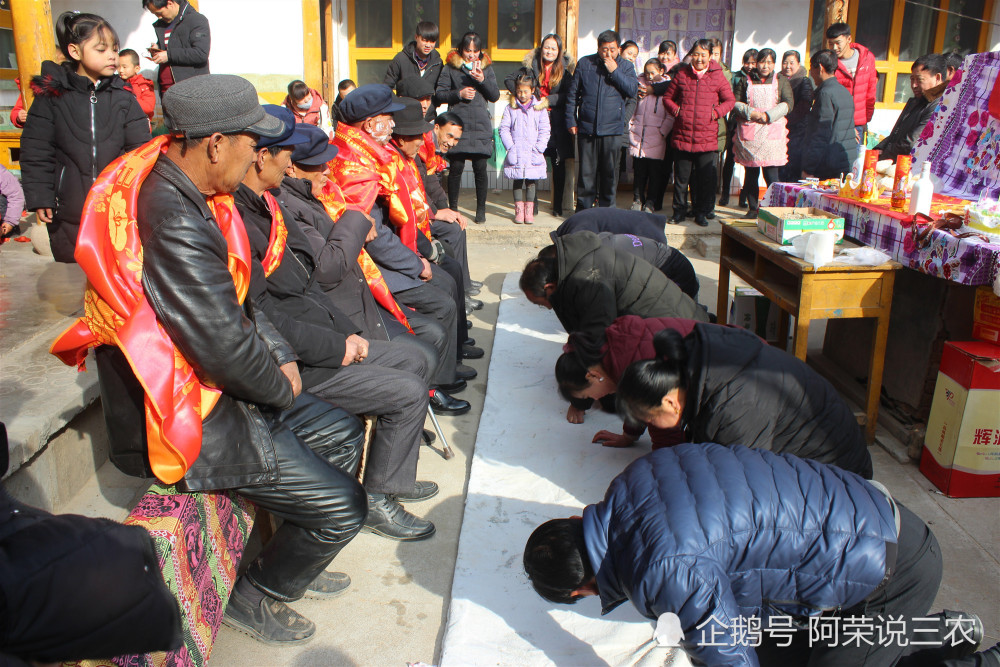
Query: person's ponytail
615,328,689,427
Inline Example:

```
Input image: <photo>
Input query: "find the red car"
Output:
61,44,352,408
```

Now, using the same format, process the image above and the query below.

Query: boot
224,578,316,645
524,201,534,224
304,570,351,600
362,493,435,541
513,200,524,224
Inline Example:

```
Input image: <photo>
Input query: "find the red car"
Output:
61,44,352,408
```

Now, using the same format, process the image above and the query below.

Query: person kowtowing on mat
524,444,991,667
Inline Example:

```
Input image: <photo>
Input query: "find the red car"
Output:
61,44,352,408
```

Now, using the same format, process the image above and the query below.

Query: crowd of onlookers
0,1,989,664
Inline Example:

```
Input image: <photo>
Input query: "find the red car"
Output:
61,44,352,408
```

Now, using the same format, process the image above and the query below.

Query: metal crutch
426,404,455,459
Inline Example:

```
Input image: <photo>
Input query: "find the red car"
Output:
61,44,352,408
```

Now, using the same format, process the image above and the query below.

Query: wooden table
717,221,902,443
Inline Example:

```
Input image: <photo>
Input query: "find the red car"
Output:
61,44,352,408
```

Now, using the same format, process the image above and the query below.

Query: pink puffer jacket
629,75,675,159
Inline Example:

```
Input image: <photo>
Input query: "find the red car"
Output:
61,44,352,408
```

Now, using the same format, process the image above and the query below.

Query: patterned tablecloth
764,182,1000,294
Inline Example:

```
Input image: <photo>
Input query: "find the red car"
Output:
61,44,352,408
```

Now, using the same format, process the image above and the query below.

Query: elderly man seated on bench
51,74,369,646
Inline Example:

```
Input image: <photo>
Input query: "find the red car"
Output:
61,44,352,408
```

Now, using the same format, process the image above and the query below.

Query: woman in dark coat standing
614,323,874,478
435,31,500,223
505,33,576,217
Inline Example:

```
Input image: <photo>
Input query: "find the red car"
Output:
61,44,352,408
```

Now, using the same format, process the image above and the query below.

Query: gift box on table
757,207,845,246
920,341,1000,498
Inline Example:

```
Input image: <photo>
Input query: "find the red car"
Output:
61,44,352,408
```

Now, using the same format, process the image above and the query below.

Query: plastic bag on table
836,247,893,266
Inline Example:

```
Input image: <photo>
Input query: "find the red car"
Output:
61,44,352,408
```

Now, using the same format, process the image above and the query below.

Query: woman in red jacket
662,40,735,227
556,315,699,448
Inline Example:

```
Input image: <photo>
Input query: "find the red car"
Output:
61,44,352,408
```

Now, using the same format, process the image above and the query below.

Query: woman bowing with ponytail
586,317,874,478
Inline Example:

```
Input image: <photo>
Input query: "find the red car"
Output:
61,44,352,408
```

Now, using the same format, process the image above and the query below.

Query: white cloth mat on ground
440,273,691,667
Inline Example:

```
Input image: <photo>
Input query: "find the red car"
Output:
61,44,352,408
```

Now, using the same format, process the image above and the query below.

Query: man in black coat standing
802,50,856,180
566,30,638,210
143,0,210,95
384,21,444,122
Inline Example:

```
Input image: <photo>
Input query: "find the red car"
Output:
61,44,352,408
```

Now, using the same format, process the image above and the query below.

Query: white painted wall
730,0,808,71
199,0,303,78
52,0,304,87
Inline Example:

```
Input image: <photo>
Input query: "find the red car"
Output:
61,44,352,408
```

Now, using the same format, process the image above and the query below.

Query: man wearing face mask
331,85,474,416
283,79,334,138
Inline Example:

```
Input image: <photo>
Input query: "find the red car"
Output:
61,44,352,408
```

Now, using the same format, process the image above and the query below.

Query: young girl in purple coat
499,69,551,224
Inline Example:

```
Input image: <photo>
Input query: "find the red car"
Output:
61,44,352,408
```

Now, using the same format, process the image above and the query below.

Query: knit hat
162,74,284,139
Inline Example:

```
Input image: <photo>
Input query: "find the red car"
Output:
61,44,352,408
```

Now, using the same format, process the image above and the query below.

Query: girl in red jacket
661,39,734,227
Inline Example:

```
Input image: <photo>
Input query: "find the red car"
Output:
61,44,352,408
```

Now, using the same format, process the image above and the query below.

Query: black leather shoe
466,296,484,311
395,480,439,503
743,209,758,219
475,207,486,223
694,215,709,227
469,280,483,290
363,493,435,540
465,285,481,297
705,211,717,220
421,428,436,445
936,611,984,660
669,213,685,224
430,389,471,415
455,363,477,380
304,571,351,600
436,379,467,393
719,195,730,207
224,584,316,645
464,337,476,347
466,320,472,329
462,344,485,359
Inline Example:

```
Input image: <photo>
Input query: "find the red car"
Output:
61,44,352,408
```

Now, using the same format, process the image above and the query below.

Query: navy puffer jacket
583,443,897,667
565,53,638,137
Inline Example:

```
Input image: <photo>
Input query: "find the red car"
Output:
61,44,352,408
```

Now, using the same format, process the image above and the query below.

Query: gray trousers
304,340,429,497
432,219,471,291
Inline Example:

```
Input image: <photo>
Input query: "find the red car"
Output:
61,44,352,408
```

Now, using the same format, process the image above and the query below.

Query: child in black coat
20,12,151,263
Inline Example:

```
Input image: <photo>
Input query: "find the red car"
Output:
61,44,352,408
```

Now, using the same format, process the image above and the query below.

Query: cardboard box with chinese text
757,207,845,246
920,341,1000,497
729,286,780,344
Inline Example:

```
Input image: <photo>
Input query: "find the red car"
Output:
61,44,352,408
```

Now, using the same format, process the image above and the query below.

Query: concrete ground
2,187,996,666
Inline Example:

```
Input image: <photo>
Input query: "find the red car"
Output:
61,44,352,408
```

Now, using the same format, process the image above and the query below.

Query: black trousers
303,339,428,497
633,156,667,208
744,165,781,211
434,256,470,353
432,218,471,290
394,279,459,383
548,149,568,214
755,504,986,667
660,249,700,301
673,150,718,217
447,153,489,213
577,134,621,209
238,392,368,602
721,126,736,203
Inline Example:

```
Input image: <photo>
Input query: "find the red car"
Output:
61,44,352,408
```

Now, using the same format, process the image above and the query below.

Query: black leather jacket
95,156,298,491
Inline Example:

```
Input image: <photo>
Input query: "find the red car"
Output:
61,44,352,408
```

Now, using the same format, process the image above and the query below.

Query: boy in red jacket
118,49,156,121
826,22,877,152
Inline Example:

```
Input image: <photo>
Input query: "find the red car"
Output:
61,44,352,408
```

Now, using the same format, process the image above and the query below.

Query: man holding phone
143,0,211,95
